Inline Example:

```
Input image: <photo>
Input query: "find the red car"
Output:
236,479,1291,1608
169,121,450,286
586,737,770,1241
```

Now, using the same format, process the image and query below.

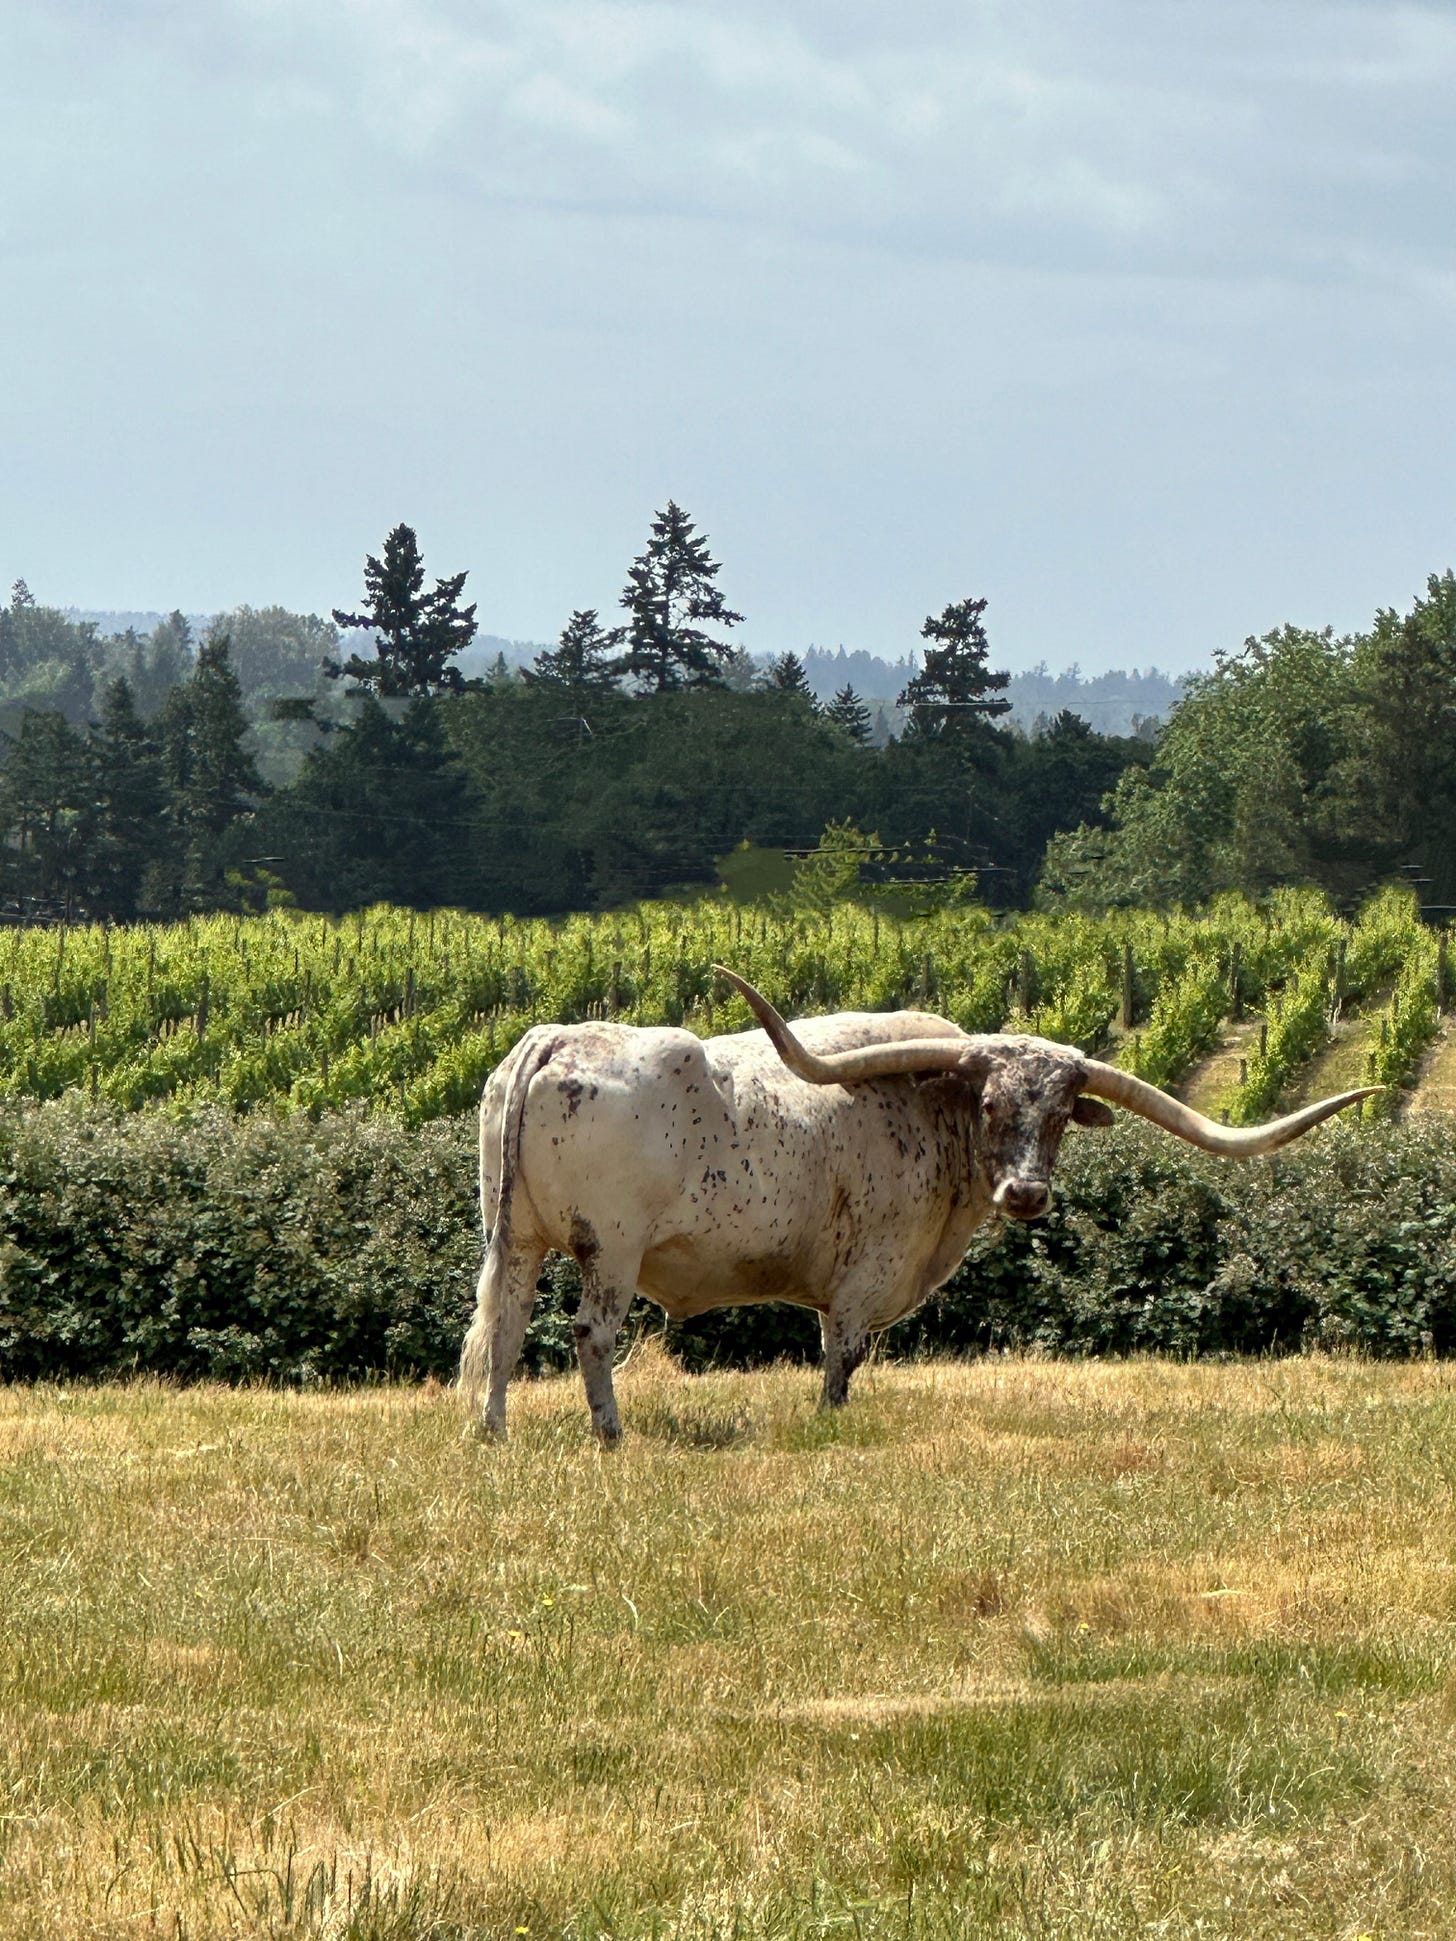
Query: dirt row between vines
1173,991,1456,1119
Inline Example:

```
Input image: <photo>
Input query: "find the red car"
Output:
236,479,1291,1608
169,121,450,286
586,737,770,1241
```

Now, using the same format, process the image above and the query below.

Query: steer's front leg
819,1306,870,1410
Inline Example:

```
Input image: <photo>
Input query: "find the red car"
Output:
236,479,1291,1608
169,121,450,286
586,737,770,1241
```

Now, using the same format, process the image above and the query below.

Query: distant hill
455,635,552,678
801,647,1186,739
64,617,1187,738
66,609,213,639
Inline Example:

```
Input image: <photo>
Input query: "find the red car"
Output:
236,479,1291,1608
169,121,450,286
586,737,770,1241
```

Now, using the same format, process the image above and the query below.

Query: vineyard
0,883,1445,1126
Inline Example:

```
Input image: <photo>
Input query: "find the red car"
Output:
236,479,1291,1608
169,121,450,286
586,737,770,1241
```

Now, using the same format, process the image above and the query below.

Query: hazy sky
4,0,1453,673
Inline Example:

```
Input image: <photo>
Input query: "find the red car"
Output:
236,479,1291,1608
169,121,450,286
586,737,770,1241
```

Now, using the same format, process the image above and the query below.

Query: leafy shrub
895,1117,1456,1360
0,1102,481,1383
2,1105,1454,1385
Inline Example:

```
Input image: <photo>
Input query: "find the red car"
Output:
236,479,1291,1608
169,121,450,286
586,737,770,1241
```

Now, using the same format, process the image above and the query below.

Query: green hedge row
0,1102,1452,1383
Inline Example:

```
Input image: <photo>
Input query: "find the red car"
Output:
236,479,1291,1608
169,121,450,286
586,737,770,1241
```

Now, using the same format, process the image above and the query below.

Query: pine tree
262,696,478,910
524,609,624,698
158,633,266,906
89,675,165,918
0,710,92,913
766,652,817,706
330,523,479,696
620,502,743,693
897,597,1012,741
825,683,873,744
129,613,194,718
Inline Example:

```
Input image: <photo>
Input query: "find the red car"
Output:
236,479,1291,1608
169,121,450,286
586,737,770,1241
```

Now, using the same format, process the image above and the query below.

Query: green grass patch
0,1362,1454,1936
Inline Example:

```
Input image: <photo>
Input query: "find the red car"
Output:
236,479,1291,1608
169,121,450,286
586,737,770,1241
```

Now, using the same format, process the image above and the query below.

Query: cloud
505,72,632,142
5,0,1454,670
17,0,1449,293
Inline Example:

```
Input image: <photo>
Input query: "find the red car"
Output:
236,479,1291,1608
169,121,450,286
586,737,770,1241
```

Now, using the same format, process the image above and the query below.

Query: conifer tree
89,676,165,916
825,683,873,744
330,523,479,696
158,633,265,906
0,710,92,912
897,597,1012,741
125,612,195,718
262,696,478,910
524,609,624,698
766,651,817,706
620,502,743,693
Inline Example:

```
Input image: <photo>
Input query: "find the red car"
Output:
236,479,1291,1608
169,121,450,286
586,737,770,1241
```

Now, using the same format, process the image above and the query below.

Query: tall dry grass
2,1352,1456,1937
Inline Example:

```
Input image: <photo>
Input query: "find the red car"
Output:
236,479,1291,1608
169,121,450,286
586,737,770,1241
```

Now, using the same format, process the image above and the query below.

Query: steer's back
479,1009,972,1317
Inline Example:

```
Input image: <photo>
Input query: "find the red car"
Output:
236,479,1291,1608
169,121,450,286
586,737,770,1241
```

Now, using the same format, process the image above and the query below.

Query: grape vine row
0,884,1441,1125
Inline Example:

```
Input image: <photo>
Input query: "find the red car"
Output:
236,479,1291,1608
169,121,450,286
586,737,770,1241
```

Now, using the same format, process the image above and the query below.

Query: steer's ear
1071,1096,1116,1128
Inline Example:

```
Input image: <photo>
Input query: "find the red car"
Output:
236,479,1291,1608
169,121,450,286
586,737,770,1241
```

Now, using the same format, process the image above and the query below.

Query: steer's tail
484,1026,563,1259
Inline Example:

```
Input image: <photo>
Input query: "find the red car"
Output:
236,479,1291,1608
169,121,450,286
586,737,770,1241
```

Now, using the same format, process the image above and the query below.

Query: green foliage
1341,882,1427,1000
0,1102,481,1382
897,1116,1456,1361
765,652,816,705
155,633,266,911
0,709,93,913
1041,626,1365,909
619,501,744,693
208,604,338,703
1354,570,1456,855
1123,952,1229,1090
1041,576,1456,913
897,595,1011,742
523,608,624,698
1232,953,1335,1122
329,523,479,697
823,683,872,744
4,1106,1456,1384
261,696,478,913
1369,928,1441,1106
0,888,1441,1127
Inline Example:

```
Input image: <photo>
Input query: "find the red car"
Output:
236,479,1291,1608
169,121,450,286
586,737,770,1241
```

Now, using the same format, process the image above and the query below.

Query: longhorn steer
459,968,1376,1442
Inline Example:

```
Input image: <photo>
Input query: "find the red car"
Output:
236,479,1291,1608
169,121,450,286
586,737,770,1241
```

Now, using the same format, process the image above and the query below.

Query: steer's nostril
995,1180,1051,1221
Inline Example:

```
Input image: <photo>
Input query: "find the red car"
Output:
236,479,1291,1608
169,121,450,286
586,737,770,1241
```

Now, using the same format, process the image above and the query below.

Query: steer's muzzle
993,1178,1052,1222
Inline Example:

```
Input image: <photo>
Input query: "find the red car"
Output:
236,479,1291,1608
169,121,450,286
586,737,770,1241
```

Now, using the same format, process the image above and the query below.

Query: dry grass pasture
3,1353,1456,1938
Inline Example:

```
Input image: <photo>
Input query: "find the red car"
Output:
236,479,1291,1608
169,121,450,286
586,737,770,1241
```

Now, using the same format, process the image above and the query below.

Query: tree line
3,509,1450,922
1041,572,1456,914
0,509,1146,918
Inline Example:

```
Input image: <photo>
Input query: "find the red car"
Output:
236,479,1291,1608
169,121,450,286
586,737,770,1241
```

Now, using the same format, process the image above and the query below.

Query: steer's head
975,1040,1114,1221
712,967,1380,1200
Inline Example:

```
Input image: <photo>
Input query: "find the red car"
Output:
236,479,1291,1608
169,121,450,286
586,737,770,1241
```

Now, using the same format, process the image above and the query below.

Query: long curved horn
714,966,991,1084
1081,1060,1380,1155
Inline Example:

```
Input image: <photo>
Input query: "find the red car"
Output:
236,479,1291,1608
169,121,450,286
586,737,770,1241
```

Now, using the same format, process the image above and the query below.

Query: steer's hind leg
459,1241,546,1440
573,1242,641,1445
819,1305,872,1410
